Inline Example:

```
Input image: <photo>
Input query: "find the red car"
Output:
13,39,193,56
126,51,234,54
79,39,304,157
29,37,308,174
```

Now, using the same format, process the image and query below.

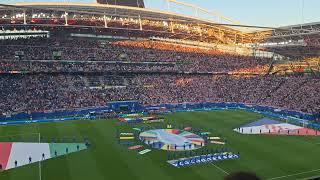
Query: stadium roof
0,2,273,44
1,2,319,57
2,2,239,27
279,21,320,29
258,22,320,57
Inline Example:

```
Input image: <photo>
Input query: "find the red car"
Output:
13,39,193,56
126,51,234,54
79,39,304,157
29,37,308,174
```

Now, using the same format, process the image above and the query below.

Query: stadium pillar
104,15,108,28
197,24,203,41
23,10,27,25
170,21,174,33
139,15,142,30
64,12,68,26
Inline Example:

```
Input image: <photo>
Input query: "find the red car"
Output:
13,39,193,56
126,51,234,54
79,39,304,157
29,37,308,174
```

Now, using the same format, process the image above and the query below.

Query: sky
3,0,320,27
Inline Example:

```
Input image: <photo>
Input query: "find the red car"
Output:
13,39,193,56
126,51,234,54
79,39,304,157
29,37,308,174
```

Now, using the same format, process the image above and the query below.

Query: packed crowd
0,37,319,116
0,37,271,73
0,60,180,73
0,74,319,115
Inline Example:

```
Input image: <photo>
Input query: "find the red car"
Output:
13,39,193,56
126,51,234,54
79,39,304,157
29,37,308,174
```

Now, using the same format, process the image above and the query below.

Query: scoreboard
96,0,145,8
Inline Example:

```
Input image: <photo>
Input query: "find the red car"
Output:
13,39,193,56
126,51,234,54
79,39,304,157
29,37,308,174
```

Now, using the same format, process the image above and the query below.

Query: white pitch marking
267,168,320,180
211,162,229,175
0,132,39,139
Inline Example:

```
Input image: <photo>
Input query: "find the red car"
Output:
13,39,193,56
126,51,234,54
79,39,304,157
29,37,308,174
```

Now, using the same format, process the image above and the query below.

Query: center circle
139,129,205,151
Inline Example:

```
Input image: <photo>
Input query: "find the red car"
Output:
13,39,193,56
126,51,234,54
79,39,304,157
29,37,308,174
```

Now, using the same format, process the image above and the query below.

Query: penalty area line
0,132,40,139
267,168,320,180
211,162,229,175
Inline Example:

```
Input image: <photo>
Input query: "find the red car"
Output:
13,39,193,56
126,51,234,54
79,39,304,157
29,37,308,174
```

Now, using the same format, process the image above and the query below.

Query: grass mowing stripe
54,121,106,180
174,111,263,177
1,110,320,180
298,175,320,180
91,120,144,180
96,120,181,180
134,118,219,180
162,112,231,180
267,168,320,180
211,162,230,175
109,120,207,180
168,111,320,179
40,122,72,180
73,120,112,180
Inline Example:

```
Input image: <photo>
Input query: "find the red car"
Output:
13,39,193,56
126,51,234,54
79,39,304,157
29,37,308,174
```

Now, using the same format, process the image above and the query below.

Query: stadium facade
0,1,318,119
0,2,319,180
1,1,319,58
0,1,272,56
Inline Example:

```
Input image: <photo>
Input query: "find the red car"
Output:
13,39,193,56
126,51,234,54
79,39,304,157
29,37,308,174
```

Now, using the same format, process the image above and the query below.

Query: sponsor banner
210,141,225,145
183,127,192,131
167,152,239,168
138,149,151,155
118,117,164,124
133,128,141,131
128,145,143,150
118,120,143,124
120,133,134,136
141,116,156,121
118,118,143,123
119,137,134,140
143,119,164,123
200,132,211,135
208,137,221,140
119,141,135,145
118,113,144,118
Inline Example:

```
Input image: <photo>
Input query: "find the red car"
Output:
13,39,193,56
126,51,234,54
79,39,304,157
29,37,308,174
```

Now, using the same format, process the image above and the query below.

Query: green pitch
1,110,320,180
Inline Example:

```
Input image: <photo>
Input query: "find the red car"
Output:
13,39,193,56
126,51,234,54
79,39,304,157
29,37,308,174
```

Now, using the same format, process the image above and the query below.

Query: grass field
1,110,320,180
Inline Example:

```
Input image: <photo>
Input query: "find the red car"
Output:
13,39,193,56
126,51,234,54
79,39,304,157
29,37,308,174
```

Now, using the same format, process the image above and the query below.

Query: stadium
0,0,319,179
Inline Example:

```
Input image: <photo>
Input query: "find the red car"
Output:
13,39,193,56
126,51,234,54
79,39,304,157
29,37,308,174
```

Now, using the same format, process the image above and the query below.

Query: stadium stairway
266,61,275,75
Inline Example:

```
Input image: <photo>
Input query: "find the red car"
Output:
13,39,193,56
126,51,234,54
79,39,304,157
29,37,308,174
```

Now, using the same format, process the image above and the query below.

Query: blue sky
4,0,320,27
